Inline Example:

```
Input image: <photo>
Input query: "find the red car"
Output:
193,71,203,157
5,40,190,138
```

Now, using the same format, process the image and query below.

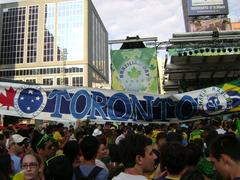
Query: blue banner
0,81,239,122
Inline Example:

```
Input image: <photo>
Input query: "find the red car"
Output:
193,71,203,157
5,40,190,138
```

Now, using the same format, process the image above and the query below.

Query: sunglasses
36,134,50,148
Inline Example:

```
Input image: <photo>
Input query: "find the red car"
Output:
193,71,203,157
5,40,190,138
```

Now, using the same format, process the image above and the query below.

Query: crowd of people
0,114,240,180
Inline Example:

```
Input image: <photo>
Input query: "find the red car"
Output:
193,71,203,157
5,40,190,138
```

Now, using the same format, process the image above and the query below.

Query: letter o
108,93,132,121
70,90,91,119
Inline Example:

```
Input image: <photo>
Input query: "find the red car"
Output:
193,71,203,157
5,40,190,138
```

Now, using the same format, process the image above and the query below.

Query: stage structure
164,30,240,94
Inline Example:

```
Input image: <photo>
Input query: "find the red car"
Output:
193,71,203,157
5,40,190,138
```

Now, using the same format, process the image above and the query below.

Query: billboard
0,80,240,122
188,18,231,32
188,0,229,16
111,48,159,94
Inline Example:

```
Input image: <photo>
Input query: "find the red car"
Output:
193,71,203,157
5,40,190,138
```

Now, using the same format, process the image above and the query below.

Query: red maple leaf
0,87,17,110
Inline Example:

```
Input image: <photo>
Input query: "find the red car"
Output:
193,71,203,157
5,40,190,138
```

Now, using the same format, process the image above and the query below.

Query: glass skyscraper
0,0,108,87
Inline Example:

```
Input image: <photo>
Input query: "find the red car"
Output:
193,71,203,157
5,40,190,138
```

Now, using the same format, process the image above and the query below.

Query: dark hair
80,136,100,160
204,130,218,156
109,144,121,163
96,135,107,146
31,132,44,152
166,132,182,143
156,132,167,142
144,125,153,135
32,133,51,152
63,140,80,164
186,140,203,166
180,168,204,180
118,134,152,168
210,134,240,161
0,152,12,180
44,154,73,180
160,142,187,175
57,123,64,129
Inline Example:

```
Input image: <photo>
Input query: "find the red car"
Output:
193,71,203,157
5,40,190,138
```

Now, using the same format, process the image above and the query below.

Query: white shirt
216,128,226,134
112,172,148,180
95,159,108,171
115,134,125,145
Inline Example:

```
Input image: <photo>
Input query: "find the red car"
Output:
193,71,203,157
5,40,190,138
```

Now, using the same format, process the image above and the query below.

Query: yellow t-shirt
53,131,63,142
13,171,24,180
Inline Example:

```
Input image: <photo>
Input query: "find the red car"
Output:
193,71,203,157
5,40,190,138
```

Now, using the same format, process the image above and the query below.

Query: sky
92,0,240,42
1,0,239,42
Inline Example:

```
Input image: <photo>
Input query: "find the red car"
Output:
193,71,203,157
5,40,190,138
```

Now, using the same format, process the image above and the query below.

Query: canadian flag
0,87,16,110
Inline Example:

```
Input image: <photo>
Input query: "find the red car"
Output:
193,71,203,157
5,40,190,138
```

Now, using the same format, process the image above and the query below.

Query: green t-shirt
189,129,204,141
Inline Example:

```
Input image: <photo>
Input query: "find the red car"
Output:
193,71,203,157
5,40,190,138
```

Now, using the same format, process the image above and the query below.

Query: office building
0,0,109,87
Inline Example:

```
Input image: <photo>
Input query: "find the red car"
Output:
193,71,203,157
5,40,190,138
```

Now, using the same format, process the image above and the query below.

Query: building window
57,0,84,61
0,66,83,77
27,5,39,63
43,78,53,85
44,4,55,62
72,76,83,87
0,7,26,65
26,79,36,84
57,77,69,85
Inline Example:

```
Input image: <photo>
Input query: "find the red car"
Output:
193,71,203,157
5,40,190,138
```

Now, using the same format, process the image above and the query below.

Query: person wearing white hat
92,125,103,137
92,128,102,137
7,134,26,174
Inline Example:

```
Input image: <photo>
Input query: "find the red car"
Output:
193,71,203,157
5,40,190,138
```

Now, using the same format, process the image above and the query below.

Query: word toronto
48,89,206,122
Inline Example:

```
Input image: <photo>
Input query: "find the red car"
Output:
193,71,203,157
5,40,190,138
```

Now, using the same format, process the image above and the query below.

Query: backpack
74,166,103,180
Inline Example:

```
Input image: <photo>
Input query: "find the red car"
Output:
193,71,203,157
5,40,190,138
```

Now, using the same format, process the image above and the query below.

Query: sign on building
187,0,229,16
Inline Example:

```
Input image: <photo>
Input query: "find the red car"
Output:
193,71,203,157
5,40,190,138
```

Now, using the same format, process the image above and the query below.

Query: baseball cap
11,134,26,143
92,129,102,136
6,134,26,149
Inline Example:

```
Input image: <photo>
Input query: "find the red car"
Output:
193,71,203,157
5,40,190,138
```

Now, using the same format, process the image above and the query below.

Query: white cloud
92,0,185,41
92,0,239,41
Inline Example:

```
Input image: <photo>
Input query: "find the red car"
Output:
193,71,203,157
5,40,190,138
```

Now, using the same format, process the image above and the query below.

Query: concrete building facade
0,0,109,87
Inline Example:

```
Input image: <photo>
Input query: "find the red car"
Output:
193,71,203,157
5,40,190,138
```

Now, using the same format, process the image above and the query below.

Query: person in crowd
180,168,205,180
0,133,6,148
166,132,183,144
212,118,226,135
73,135,109,180
105,126,117,150
13,153,44,180
31,133,56,162
107,144,124,180
115,126,129,145
156,132,167,151
156,142,187,180
0,145,12,180
44,153,73,180
145,125,154,142
189,121,204,142
95,135,109,170
92,125,103,137
185,139,204,170
7,134,26,174
209,134,240,180
53,123,70,149
197,130,218,180
112,134,157,180
63,140,81,168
